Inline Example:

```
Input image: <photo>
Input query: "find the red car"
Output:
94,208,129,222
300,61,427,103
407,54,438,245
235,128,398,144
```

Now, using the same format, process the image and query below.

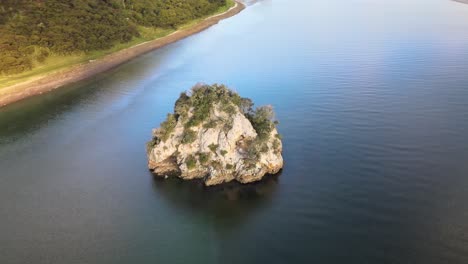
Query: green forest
0,0,228,75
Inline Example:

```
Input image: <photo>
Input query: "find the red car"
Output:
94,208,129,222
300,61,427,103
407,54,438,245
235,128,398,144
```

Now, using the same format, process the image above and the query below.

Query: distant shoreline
0,1,245,107
453,0,468,4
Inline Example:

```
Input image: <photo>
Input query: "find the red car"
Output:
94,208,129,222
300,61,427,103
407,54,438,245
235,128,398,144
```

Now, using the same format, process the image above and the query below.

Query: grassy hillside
0,0,230,77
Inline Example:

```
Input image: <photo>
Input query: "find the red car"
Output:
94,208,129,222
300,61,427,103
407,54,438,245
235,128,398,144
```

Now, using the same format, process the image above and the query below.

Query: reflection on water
152,173,279,202
151,173,280,235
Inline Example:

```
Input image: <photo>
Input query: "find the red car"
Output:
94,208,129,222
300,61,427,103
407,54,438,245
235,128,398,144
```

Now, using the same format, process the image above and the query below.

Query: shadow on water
0,50,172,144
151,172,281,229
0,79,103,143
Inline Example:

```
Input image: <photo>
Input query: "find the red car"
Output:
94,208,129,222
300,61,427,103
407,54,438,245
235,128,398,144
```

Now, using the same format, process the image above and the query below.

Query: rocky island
147,84,283,186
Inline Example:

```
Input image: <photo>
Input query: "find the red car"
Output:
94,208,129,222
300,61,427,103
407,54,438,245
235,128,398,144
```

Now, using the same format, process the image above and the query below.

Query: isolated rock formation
147,84,283,186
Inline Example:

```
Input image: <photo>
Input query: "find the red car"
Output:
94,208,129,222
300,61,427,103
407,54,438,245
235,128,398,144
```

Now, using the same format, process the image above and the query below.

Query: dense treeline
0,0,227,75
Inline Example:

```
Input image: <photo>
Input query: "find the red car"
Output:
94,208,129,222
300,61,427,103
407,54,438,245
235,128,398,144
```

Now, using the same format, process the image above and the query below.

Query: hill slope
0,0,228,74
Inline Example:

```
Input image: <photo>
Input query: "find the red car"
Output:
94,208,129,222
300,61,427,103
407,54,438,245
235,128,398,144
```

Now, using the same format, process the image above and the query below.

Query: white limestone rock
147,84,283,186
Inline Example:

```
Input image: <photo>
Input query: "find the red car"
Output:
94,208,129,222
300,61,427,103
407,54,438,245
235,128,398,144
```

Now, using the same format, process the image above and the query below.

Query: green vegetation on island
172,84,278,141
147,84,284,186
149,84,282,163
0,0,231,76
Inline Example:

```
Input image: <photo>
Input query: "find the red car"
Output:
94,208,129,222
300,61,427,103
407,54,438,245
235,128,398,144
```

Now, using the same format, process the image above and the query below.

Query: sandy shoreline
0,1,245,107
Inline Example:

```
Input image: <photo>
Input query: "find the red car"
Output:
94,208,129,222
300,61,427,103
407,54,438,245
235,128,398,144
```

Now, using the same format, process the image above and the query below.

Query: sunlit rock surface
147,84,283,186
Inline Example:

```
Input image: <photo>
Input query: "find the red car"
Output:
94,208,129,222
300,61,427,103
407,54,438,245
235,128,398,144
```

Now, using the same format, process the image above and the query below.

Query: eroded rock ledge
147,84,283,186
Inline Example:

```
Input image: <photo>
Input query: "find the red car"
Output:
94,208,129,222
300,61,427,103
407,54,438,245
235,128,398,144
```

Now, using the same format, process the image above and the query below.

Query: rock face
147,84,283,186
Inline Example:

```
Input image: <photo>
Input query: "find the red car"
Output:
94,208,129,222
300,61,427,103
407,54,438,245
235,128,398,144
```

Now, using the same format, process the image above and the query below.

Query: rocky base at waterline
147,84,283,186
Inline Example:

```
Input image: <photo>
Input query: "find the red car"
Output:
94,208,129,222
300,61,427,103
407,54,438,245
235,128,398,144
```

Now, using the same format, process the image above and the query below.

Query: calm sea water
1,0,468,263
